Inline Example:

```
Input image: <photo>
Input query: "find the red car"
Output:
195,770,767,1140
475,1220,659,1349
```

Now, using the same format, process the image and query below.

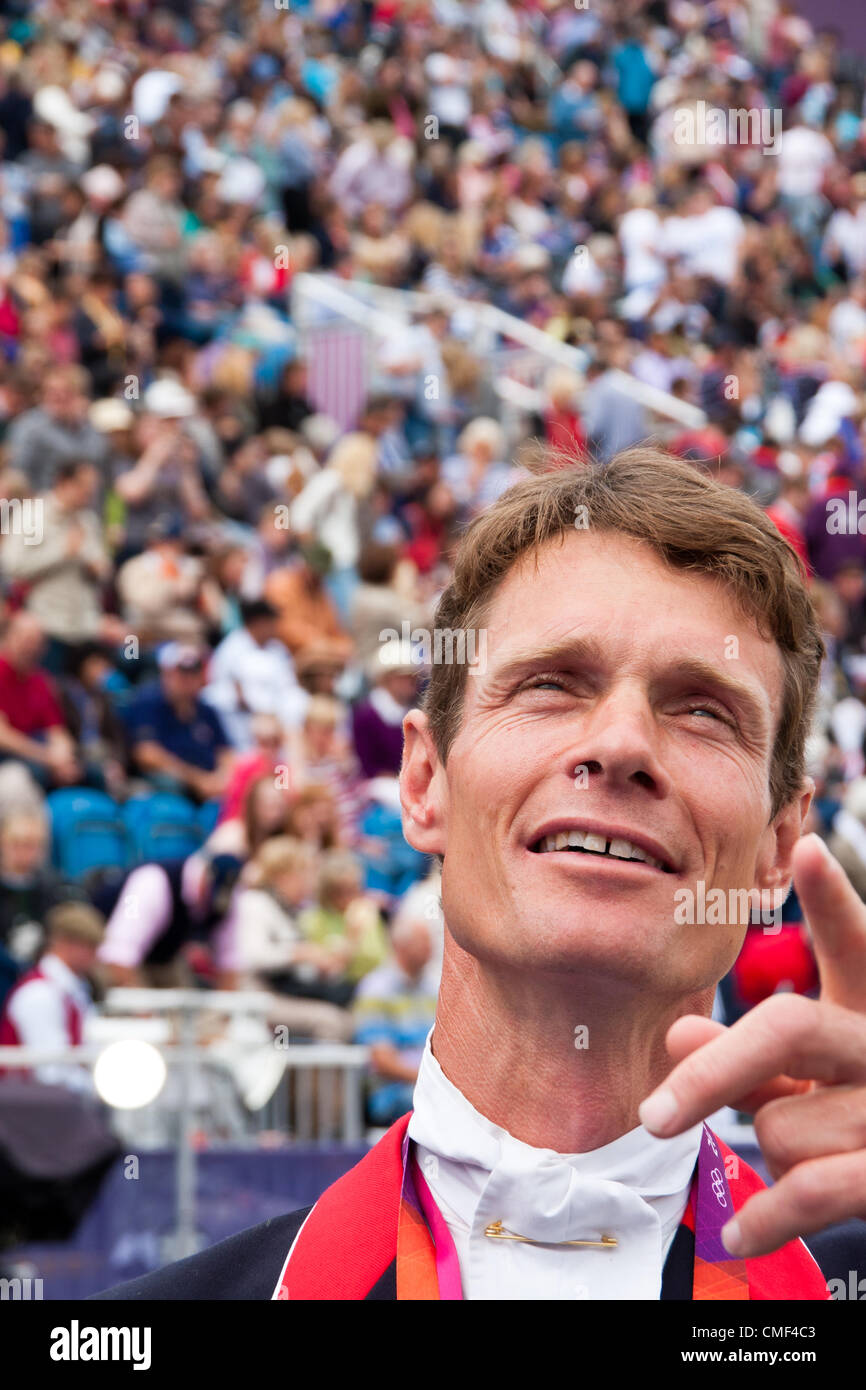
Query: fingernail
638,1087,679,1135
721,1218,743,1257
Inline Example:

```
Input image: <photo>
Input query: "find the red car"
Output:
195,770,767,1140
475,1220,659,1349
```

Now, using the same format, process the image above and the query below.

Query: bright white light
93,1040,167,1109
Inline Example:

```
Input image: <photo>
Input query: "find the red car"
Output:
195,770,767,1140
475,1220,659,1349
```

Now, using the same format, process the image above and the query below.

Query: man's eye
685,703,729,724
524,675,571,692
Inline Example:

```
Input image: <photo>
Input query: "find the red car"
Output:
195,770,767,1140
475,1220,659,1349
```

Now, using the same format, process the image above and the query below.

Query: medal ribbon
396,1124,747,1300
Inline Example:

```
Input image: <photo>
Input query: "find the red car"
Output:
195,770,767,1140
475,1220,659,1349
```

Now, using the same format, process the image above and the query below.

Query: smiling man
97,449,866,1301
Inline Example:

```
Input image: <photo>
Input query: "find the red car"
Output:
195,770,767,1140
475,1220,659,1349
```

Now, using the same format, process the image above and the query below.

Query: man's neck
432,936,714,1154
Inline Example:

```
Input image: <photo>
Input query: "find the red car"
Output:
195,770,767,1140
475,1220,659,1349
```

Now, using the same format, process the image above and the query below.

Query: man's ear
755,778,815,895
399,709,448,857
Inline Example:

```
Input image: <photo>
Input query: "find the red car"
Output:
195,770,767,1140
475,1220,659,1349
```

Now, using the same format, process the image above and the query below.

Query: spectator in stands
116,518,217,646
98,852,241,989
581,344,649,462
120,156,188,286
441,417,516,518
0,901,105,1091
265,543,354,664
285,782,344,852
353,906,438,1127
298,849,388,989
59,642,130,799
203,598,309,751
0,806,82,972
765,460,810,570
122,642,233,803
0,613,83,790
239,502,298,602
293,695,363,846
235,835,355,1023
1,459,121,672
112,395,210,560
203,769,295,863
5,366,107,494
218,714,295,826
289,431,379,617
352,644,421,779
253,356,314,434
349,542,429,673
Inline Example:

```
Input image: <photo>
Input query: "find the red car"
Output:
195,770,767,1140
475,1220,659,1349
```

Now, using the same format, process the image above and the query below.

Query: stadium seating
47,789,130,881
121,794,203,865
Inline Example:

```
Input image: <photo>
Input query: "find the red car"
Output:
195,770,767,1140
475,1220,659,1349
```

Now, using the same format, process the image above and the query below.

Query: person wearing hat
0,901,104,1092
351,639,423,780
113,394,210,562
122,641,234,804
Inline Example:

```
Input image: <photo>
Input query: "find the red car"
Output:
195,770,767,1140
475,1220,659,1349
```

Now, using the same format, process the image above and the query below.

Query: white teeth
608,838,633,859
535,831,669,870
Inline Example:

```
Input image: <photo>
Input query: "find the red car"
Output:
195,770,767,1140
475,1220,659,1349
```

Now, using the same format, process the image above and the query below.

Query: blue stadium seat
358,802,428,901
197,799,221,840
122,794,203,865
48,789,131,881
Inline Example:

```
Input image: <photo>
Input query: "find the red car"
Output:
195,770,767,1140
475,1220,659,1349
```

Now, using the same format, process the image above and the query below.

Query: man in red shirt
0,612,82,788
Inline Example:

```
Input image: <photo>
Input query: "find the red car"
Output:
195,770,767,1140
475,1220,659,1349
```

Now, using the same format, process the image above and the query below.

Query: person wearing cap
351,640,422,780
122,643,233,804
0,901,104,1092
5,366,108,493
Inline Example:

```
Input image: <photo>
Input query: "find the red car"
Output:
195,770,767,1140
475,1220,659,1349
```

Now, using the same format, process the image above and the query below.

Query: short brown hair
46,901,105,946
421,447,825,819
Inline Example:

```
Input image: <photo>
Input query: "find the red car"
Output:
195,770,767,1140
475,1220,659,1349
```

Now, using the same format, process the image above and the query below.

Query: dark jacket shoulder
89,1207,312,1301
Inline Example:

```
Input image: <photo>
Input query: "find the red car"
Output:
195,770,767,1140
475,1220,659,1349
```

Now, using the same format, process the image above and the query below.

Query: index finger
792,833,866,1009
638,993,866,1137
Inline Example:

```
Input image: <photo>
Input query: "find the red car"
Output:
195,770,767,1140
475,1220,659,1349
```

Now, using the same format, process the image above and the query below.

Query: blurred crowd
0,0,866,1121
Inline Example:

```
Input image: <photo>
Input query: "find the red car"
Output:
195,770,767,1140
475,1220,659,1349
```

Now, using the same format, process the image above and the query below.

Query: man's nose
568,686,673,798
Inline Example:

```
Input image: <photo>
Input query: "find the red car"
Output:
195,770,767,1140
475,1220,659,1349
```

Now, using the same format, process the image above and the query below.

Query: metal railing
291,271,707,432
0,988,370,1261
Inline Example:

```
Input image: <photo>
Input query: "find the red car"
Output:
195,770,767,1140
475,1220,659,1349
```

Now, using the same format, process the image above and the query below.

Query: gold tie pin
483,1220,617,1249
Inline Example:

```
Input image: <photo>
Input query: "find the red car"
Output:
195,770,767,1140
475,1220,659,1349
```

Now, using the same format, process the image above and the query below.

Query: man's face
0,820,47,877
43,379,80,423
6,619,44,671
407,531,805,1004
162,664,204,703
65,465,98,510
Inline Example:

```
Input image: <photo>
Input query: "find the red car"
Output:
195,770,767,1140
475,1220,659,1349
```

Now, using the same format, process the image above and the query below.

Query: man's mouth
528,828,676,874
